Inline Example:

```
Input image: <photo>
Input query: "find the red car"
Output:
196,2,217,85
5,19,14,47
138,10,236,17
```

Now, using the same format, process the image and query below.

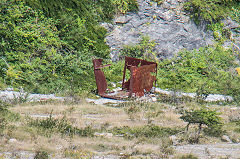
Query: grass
0,99,238,158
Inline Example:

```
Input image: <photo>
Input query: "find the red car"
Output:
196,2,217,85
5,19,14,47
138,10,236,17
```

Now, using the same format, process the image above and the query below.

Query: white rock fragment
221,135,232,143
8,138,17,143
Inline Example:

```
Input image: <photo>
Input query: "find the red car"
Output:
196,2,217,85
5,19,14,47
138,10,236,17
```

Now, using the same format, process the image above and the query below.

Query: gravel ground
0,90,65,103
175,143,240,159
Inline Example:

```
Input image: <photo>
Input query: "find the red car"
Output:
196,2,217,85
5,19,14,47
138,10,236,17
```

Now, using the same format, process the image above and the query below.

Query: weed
64,149,93,159
34,150,49,159
152,0,164,5
123,102,141,121
28,113,95,137
177,154,198,159
0,100,20,135
159,137,175,158
111,125,180,139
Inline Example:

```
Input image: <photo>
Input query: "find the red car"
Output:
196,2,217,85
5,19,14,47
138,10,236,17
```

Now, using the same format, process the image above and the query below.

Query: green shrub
120,36,156,60
0,0,100,94
120,36,157,60
180,108,224,137
178,154,198,159
34,150,49,159
0,101,20,135
113,0,138,14
157,45,240,100
28,114,95,137
111,125,180,139
184,0,238,23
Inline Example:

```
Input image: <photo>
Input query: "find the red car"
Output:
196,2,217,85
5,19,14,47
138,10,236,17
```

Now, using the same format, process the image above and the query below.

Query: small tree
180,108,223,140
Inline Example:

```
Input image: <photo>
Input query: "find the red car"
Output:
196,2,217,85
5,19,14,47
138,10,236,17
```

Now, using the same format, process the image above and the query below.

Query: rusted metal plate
129,64,157,97
122,56,157,97
93,59,108,96
93,57,157,99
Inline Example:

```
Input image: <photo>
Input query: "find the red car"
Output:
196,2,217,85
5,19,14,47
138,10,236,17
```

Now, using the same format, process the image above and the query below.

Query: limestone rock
94,132,113,138
169,135,179,145
106,0,214,61
221,135,232,143
8,138,17,144
114,15,132,24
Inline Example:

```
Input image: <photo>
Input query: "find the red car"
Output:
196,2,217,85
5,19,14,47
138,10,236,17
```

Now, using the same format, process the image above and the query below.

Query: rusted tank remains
93,57,157,99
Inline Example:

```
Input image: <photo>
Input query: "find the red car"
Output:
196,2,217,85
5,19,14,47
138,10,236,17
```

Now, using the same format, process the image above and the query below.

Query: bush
157,45,240,100
34,150,49,159
28,114,95,137
178,154,198,159
184,0,239,23
111,125,180,139
0,0,101,94
180,108,224,137
120,36,157,60
0,101,20,135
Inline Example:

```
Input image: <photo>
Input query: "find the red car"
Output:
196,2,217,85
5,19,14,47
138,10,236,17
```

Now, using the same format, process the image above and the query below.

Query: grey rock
105,0,214,61
8,138,17,143
100,22,114,32
170,135,179,145
114,15,132,24
0,90,66,103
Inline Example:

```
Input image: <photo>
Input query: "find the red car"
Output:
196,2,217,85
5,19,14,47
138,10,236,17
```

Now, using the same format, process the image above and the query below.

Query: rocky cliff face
103,0,215,61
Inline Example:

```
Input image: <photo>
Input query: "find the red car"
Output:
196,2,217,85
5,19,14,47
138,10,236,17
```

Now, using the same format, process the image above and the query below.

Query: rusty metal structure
93,56,157,99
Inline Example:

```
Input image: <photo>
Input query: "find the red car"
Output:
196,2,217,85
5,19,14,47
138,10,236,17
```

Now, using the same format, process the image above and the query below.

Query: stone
169,135,179,145
8,138,17,143
151,97,157,102
94,132,113,138
100,22,114,32
221,135,232,143
114,15,132,24
105,0,214,60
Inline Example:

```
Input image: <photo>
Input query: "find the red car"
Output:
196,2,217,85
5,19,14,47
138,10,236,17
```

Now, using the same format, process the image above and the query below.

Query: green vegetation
0,101,20,135
0,0,138,94
28,114,95,137
184,0,239,23
120,36,157,60
34,150,49,159
157,45,240,102
111,125,180,139
178,154,198,159
180,108,223,137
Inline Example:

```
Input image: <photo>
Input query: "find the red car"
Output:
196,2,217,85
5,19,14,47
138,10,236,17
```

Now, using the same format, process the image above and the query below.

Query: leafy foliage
180,108,224,137
111,125,180,139
0,0,106,94
28,114,95,137
157,45,240,100
181,108,222,127
184,0,239,22
34,150,49,159
0,0,140,94
0,101,20,135
113,0,138,14
120,36,157,60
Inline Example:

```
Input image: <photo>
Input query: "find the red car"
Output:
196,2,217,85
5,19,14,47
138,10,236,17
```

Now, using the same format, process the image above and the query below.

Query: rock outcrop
103,0,214,61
